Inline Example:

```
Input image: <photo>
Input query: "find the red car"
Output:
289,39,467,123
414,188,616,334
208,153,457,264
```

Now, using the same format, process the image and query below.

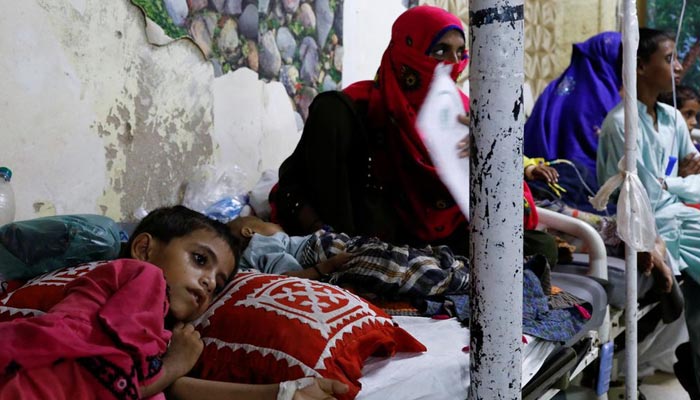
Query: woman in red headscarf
272,5,555,263
272,5,471,253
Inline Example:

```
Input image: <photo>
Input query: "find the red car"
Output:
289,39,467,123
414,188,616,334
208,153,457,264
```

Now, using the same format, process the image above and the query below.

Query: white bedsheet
357,316,558,400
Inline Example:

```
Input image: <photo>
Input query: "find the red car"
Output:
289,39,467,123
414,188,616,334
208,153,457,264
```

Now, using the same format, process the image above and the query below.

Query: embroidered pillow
190,272,426,399
0,261,105,322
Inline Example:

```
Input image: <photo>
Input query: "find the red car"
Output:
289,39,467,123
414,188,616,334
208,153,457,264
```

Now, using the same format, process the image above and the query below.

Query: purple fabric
524,32,623,191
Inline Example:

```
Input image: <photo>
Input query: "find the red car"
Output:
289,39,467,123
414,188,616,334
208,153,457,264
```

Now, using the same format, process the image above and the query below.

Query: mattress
356,316,558,400
357,271,610,399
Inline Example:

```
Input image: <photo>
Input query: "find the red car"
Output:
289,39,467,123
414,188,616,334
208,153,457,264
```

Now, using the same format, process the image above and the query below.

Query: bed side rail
536,207,608,281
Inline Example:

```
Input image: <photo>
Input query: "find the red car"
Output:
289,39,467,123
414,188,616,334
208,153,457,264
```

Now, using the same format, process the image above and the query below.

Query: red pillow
191,272,426,399
0,261,105,321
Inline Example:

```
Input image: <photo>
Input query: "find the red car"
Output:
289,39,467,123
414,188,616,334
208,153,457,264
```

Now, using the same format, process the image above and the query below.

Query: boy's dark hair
123,205,240,270
659,85,700,108
638,27,675,62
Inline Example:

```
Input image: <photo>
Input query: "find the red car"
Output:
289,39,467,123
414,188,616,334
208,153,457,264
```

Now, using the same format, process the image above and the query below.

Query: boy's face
680,99,700,131
145,229,236,322
639,39,682,94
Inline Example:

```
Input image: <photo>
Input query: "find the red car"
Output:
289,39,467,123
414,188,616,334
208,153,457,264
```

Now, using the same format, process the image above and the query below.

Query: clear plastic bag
0,214,121,281
616,172,656,251
248,169,278,220
589,157,656,252
182,165,249,223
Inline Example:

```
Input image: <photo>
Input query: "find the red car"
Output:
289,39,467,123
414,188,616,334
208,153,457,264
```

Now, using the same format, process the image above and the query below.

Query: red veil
343,5,469,241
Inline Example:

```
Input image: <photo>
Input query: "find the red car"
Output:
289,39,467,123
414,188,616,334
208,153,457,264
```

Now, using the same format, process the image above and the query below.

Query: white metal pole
622,0,639,398
468,2,524,398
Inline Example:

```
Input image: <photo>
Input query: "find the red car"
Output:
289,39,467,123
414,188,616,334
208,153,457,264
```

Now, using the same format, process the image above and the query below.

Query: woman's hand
456,114,471,158
293,378,349,400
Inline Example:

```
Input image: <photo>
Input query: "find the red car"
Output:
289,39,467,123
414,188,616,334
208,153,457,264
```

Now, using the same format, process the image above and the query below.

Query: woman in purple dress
524,32,623,193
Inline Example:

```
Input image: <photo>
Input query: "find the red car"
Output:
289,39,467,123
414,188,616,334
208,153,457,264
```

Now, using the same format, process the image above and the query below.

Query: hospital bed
354,208,613,399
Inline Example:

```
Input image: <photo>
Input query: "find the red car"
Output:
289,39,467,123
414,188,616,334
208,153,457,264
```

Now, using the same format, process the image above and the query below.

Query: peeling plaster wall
1,0,403,222
2,0,215,221
1,0,617,223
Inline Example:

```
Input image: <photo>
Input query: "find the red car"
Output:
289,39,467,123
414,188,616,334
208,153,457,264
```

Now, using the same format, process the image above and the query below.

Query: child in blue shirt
227,216,469,299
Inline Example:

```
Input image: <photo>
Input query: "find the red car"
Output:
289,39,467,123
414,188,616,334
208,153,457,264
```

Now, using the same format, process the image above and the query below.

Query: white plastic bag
182,165,249,223
416,63,470,217
589,157,656,251
248,169,279,220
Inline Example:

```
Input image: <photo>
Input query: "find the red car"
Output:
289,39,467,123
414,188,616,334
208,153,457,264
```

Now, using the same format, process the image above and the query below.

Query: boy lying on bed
0,206,347,400
228,215,470,299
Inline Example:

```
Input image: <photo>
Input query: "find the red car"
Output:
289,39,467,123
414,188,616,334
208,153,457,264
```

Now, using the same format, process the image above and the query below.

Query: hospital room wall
524,0,620,102
0,0,406,222
0,0,624,223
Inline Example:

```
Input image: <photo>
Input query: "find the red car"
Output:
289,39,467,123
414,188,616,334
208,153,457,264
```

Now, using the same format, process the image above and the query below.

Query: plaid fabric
300,230,469,299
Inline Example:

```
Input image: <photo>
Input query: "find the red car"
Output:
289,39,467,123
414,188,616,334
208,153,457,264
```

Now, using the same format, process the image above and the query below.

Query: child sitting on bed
0,206,347,400
659,85,700,134
227,215,469,299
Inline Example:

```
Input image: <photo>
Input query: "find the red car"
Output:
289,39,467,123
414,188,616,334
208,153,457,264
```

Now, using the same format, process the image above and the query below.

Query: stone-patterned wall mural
132,0,344,120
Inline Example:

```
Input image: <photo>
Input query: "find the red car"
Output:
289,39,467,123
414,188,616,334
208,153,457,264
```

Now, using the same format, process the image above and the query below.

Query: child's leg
524,229,558,267
681,273,700,392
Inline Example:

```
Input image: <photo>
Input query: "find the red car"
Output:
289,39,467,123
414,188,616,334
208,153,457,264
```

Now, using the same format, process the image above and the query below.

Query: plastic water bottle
0,167,16,226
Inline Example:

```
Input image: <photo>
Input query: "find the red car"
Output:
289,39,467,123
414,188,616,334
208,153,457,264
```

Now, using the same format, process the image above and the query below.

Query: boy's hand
678,153,700,177
293,378,349,400
316,253,354,275
164,322,204,378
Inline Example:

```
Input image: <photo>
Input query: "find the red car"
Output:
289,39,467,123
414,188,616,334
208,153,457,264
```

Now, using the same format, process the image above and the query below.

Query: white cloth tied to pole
589,157,656,252
417,63,470,218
